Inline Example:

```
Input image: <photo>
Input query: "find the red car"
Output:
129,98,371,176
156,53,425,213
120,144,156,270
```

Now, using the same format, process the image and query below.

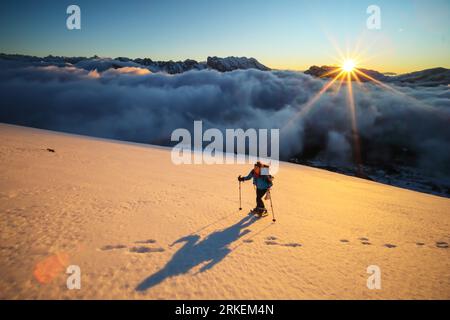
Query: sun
342,59,356,72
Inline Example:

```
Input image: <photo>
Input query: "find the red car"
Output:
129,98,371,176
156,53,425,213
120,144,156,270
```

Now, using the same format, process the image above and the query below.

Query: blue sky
0,0,449,72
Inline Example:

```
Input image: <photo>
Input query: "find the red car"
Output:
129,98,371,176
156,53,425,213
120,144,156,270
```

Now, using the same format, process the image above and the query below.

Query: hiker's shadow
136,214,257,292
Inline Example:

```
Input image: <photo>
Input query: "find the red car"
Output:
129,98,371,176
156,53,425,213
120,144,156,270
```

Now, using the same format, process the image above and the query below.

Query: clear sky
0,0,449,73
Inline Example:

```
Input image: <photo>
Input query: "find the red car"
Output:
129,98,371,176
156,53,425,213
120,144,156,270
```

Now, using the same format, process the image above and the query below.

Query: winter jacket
242,170,273,190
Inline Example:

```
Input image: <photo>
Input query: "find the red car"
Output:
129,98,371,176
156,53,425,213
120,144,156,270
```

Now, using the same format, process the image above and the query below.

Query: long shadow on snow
135,214,257,291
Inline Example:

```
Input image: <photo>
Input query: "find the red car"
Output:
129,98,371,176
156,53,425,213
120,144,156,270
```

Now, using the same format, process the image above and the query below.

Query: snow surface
0,124,449,299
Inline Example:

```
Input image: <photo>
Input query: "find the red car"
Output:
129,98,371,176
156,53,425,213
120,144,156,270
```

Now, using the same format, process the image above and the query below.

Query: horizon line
1,51,448,76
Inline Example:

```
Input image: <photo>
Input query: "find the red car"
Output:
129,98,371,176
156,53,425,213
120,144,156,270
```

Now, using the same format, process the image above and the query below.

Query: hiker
238,161,273,215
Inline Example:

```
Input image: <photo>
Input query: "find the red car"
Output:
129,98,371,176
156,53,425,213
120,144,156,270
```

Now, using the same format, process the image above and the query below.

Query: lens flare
33,252,69,284
342,60,356,72
283,38,426,178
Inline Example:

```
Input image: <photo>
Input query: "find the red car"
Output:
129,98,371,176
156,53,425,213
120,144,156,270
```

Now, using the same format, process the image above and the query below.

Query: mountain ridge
1,53,448,87
304,65,450,87
0,53,271,74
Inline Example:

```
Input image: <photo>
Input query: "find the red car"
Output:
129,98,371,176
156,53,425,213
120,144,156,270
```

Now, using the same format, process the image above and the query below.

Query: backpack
260,164,274,184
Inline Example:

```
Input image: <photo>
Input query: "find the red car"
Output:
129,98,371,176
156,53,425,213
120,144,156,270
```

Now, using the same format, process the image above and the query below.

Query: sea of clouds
0,60,449,176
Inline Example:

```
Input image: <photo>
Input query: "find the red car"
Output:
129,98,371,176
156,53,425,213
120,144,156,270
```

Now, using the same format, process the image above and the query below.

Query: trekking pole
238,176,242,211
268,189,276,222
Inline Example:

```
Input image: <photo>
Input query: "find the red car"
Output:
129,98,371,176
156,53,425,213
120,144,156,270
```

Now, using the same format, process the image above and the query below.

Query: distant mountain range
0,53,271,74
1,53,448,86
305,65,450,87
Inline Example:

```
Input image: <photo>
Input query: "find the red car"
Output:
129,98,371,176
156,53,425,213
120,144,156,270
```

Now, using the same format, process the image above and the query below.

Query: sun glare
342,60,356,72
284,40,408,178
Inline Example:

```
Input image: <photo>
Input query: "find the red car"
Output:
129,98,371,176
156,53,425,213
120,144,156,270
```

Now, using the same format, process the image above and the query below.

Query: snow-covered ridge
206,56,270,72
2,53,448,86
0,53,270,74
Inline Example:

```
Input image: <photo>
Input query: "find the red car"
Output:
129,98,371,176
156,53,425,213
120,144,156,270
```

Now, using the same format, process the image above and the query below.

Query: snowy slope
0,124,449,299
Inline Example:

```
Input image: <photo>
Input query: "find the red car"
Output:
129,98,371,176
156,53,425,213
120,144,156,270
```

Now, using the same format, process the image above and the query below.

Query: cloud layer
0,60,449,176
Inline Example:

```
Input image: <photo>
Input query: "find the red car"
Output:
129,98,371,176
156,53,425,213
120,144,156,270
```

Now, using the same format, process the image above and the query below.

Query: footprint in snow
135,239,157,244
101,239,163,253
358,237,371,245
100,244,127,251
436,242,448,249
129,246,165,253
264,237,301,248
284,243,302,248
